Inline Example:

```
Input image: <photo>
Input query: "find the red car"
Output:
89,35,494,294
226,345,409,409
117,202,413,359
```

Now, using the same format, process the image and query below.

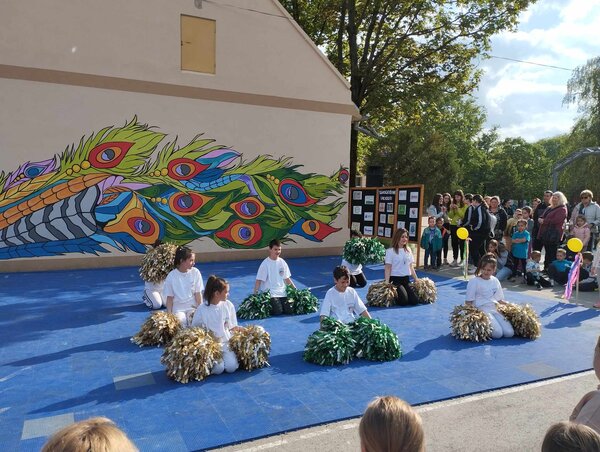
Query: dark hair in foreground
174,246,193,267
204,275,229,305
333,265,350,280
269,239,281,248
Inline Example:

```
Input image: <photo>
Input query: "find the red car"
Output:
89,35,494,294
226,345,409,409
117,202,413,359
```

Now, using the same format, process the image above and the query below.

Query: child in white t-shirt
465,254,514,339
341,229,368,288
191,275,241,374
320,265,371,327
254,239,296,315
163,246,204,327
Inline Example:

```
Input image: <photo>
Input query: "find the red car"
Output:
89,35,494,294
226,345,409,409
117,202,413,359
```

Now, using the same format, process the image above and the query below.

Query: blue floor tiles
1,256,599,451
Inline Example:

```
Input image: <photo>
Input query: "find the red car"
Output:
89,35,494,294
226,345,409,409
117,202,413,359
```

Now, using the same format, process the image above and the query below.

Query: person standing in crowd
427,193,447,220
533,190,553,252
502,199,514,217
503,208,523,252
448,190,468,267
537,191,568,270
441,192,452,265
465,194,491,272
488,196,508,242
570,189,600,251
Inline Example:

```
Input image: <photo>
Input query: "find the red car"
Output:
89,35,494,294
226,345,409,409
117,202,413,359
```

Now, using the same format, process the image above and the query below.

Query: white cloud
477,0,600,140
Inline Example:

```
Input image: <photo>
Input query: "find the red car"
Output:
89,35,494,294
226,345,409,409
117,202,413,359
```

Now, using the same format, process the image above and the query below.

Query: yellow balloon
567,237,583,253
457,227,469,240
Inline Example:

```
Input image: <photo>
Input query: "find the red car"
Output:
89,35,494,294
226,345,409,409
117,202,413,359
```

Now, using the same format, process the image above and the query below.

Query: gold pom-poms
228,325,271,371
139,243,178,283
410,277,437,303
497,303,541,339
160,327,223,383
131,312,181,347
450,304,493,342
366,281,398,307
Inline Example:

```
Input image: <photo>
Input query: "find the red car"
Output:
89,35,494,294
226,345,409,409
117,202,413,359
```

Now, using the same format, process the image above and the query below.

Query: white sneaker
450,259,458,267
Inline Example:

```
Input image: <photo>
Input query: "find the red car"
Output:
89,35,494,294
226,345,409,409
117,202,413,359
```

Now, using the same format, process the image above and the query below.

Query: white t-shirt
341,258,363,275
465,276,504,313
256,257,291,297
384,248,414,277
163,267,204,313
320,286,367,324
191,300,238,342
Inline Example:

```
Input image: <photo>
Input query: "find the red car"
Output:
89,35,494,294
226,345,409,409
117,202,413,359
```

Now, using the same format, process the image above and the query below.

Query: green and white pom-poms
229,325,272,371
497,303,541,339
366,281,398,307
410,277,437,304
160,327,223,384
237,291,272,320
350,317,401,361
131,311,181,347
286,286,319,315
343,237,386,265
304,318,356,366
450,304,493,342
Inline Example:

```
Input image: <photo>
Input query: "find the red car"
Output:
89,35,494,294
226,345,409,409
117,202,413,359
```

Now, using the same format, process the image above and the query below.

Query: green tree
281,0,536,186
564,56,600,144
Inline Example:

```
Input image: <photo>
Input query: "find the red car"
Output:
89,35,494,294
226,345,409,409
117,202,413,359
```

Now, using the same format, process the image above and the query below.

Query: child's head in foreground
582,251,594,265
41,417,138,452
556,248,567,260
541,421,600,452
359,396,424,452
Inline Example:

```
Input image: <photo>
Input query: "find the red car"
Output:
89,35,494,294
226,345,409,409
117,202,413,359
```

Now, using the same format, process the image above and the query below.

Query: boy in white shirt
254,239,296,315
320,266,371,327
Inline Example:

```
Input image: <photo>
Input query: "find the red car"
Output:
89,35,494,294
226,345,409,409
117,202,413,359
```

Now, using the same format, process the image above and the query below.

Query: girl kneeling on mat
191,275,241,374
465,254,514,339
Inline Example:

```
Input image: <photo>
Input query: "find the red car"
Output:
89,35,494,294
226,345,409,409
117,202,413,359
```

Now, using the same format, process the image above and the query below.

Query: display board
349,185,424,243
349,188,378,236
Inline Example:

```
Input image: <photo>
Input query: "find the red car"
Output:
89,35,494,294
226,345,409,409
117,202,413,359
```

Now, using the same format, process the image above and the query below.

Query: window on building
181,15,216,74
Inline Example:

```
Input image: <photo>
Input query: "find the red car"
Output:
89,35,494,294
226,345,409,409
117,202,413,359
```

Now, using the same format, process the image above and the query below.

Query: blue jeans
424,245,437,267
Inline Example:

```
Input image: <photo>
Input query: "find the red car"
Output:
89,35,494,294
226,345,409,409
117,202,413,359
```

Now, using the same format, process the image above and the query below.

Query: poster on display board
349,188,378,236
376,189,397,238
396,186,424,242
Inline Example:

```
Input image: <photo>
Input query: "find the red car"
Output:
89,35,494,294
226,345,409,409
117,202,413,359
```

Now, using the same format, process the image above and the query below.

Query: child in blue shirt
420,216,442,270
508,219,530,282
547,248,573,285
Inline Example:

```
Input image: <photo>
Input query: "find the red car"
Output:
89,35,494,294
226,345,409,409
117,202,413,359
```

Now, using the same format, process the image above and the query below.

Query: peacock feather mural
0,118,349,259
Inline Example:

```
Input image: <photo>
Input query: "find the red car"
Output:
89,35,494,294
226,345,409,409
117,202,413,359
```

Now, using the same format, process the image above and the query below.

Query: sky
475,0,600,142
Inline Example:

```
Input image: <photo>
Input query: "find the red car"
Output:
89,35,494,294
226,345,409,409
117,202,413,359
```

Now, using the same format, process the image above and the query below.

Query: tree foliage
281,0,536,185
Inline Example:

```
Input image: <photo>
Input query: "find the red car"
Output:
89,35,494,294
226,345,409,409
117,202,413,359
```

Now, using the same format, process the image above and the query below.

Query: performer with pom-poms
341,230,385,288
463,254,514,339
139,240,178,310
164,246,204,327
191,275,241,374
384,228,420,306
320,266,371,327
253,239,297,316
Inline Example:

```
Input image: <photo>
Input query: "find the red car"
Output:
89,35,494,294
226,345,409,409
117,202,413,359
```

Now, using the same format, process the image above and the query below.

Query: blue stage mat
1,256,598,451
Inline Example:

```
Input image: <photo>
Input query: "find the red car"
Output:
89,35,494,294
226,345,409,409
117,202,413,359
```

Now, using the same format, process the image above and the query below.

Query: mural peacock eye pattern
0,118,349,259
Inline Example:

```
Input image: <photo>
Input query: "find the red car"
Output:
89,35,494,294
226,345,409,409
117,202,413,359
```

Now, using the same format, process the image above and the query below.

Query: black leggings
350,272,367,288
450,225,465,260
390,276,420,306
469,231,487,267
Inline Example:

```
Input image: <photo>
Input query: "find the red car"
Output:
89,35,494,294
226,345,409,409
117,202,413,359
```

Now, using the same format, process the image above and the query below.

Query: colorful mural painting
0,118,349,259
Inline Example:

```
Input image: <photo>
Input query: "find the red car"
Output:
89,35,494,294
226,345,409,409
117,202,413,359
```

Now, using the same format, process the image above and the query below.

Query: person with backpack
465,194,491,272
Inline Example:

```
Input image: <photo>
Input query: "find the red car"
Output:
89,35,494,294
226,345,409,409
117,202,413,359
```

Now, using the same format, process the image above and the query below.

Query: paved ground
212,263,599,452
